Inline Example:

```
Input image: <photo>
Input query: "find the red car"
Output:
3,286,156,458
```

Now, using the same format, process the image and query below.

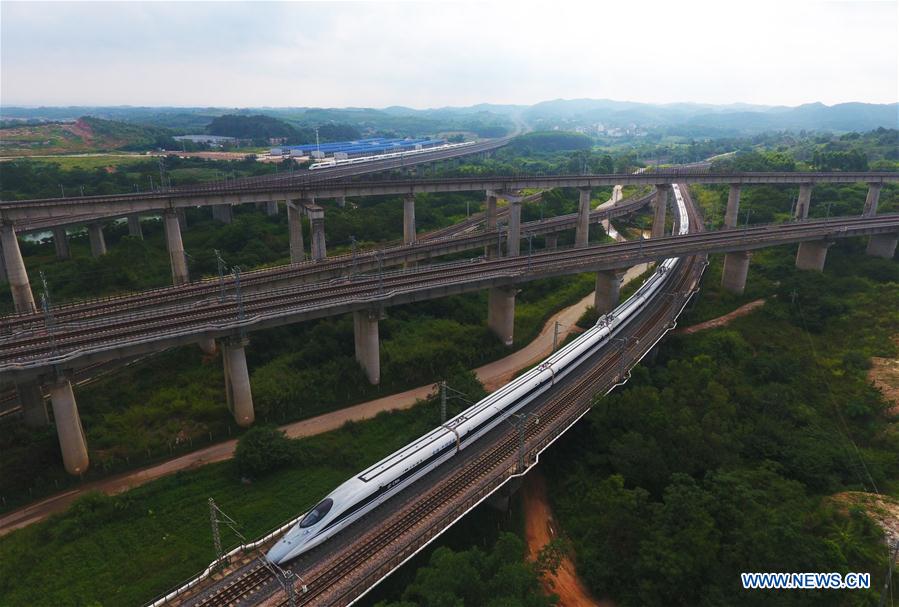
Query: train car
308,141,475,170
267,184,689,565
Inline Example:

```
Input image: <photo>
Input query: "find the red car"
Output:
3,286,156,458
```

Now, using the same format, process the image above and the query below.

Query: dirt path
0,258,649,537
677,299,766,335
869,336,899,416
522,471,606,607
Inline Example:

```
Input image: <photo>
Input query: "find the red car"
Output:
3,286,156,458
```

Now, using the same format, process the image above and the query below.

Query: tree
233,425,293,479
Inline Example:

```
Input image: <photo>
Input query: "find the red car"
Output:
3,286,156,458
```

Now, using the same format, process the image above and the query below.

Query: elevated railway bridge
1,170,894,315
1,200,897,475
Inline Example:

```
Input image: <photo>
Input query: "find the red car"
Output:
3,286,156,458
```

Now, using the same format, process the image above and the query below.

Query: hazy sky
1,0,897,108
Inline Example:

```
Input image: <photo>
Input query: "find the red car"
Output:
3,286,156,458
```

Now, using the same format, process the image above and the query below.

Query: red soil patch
523,471,614,607
677,299,766,335
66,119,95,141
869,336,899,417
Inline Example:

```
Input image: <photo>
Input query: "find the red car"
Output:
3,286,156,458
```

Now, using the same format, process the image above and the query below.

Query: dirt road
522,471,605,607
677,299,766,335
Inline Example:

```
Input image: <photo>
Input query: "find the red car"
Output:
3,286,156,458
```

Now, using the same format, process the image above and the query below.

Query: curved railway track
0,193,654,335
2,212,895,372
0,139,514,219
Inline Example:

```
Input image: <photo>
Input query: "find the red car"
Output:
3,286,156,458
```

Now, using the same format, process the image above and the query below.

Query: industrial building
270,137,445,159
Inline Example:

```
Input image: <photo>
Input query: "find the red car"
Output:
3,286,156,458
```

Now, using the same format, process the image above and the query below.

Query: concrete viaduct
1,173,896,476
1,171,895,315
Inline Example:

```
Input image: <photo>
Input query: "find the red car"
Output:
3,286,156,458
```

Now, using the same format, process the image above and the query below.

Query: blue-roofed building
270,137,445,158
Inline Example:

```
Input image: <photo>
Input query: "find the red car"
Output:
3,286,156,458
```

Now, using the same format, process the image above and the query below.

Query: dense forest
537,243,899,606
206,114,362,145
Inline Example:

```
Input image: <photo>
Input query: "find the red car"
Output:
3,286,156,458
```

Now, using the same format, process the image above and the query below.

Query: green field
0,154,157,171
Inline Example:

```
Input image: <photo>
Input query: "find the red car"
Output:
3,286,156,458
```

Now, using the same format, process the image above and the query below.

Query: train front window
299,498,333,528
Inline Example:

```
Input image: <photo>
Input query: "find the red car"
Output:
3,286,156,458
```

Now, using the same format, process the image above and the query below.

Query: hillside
0,117,175,156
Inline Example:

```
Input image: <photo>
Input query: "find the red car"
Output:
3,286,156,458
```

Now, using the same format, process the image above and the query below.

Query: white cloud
1,0,896,107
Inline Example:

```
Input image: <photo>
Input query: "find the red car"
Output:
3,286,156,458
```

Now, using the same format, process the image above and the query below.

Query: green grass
0,154,157,171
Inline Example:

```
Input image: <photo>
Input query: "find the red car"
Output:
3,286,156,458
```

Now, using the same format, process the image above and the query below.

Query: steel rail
0,213,895,375
0,192,655,331
2,170,895,223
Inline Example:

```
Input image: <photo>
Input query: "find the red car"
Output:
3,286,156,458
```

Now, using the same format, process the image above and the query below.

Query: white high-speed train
308,141,477,170
266,184,690,565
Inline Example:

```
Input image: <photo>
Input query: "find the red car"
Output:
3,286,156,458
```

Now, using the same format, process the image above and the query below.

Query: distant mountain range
2,99,896,135
519,99,898,133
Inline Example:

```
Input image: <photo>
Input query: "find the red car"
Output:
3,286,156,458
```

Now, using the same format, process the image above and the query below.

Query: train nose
265,538,294,565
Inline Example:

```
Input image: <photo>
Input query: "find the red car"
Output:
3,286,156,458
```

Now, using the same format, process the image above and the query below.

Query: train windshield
299,498,333,528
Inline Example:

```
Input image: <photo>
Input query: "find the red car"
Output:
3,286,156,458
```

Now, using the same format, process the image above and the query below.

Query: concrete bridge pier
794,183,813,220
862,183,882,216
1,223,36,313
721,251,751,294
223,339,255,427
212,204,233,224
287,201,306,263
88,223,107,257
795,240,832,271
544,233,558,250
17,380,49,427
403,194,417,245
594,269,626,314
309,206,327,261
336,196,346,208
575,188,591,247
49,377,90,476
52,227,71,259
198,336,217,356
866,233,897,259
724,184,741,228
127,215,143,239
488,287,516,346
265,201,279,216
486,191,498,258
163,209,190,286
353,309,381,385
507,196,522,256
651,185,668,238
0,246,6,283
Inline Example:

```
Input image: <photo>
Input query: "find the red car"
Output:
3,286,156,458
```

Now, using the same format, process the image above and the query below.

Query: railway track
1,139,513,220
2,212,894,373
0,193,653,335
174,185,706,607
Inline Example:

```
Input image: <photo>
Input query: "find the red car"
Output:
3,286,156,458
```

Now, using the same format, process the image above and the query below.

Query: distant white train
266,184,690,565
307,141,477,170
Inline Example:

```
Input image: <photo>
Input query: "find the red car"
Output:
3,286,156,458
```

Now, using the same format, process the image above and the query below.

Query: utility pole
552,321,561,352
526,233,534,272
209,498,224,571
510,413,537,474
350,235,357,279
877,539,898,607
40,271,59,356
377,251,384,295
215,249,227,303
439,381,447,423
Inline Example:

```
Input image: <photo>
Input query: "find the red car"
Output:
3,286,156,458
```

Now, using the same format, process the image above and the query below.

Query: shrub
233,425,293,479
